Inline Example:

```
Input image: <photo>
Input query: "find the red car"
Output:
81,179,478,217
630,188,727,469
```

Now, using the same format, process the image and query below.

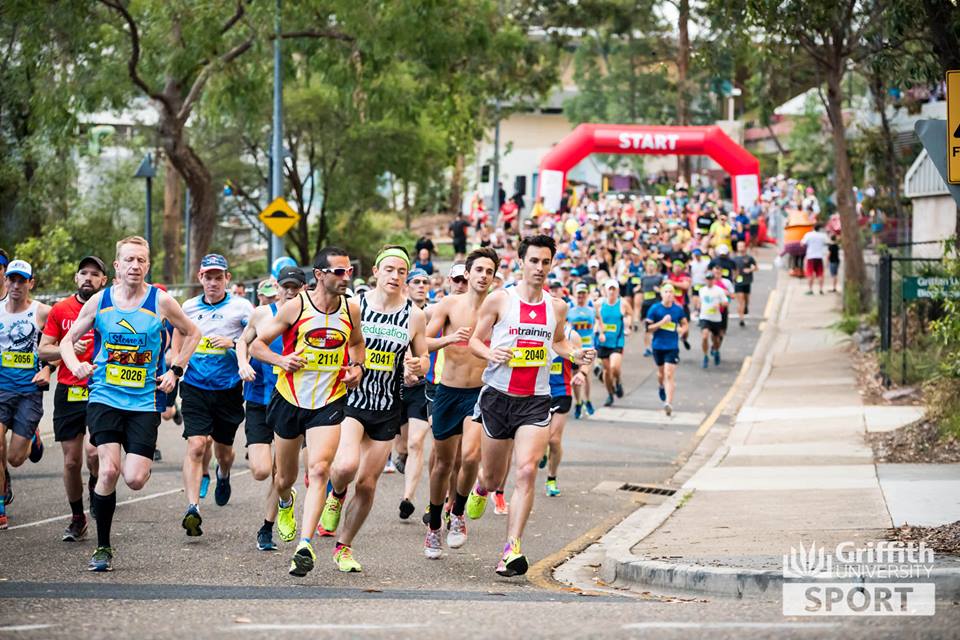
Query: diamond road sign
258,197,300,237
949,71,960,183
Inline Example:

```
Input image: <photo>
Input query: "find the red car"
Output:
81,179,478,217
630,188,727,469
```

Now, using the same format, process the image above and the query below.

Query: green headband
376,247,411,269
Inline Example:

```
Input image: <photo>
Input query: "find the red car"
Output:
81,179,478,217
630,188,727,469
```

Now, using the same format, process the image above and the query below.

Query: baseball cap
277,265,306,286
717,244,730,255
257,279,278,297
603,279,618,291
78,255,106,274
549,280,563,289
574,283,589,294
705,272,716,280
199,253,228,273
494,271,504,281
406,268,428,283
692,248,703,255
559,263,572,270
449,263,467,280
5,259,32,279
587,259,600,269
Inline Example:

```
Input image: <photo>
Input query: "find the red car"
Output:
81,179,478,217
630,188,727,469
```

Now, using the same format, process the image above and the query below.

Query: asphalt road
3,256,954,638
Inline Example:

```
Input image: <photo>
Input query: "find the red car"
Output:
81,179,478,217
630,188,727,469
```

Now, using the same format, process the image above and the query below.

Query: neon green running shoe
545,478,560,497
320,492,344,533
465,486,488,520
333,544,362,573
277,488,297,542
495,537,528,577
288,539,315,577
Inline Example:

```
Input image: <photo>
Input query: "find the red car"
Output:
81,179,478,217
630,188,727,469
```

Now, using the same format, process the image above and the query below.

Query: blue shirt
568,304,595,349
599,300,625,349
243,303,282,405
182,293,253,391
89,286,165,412
646,303,685,351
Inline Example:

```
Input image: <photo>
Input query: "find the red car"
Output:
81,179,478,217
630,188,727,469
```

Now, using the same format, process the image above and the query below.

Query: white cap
717,244,730,255
5,259,33,279
603,279,619,291
588,259,600,269
449,263,466,279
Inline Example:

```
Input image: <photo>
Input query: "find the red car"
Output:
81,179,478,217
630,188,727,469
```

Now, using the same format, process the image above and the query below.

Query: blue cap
406,268,428,283
199,254,228,273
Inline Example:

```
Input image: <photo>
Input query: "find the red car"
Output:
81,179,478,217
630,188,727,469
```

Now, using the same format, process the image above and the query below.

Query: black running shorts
550,395,572,415
244,401,273,446
344,406,404,442
180,381,245,446
268,392,345,440
87,402,160,459
478,387,551,440
53,383,88,442
402,384,429,423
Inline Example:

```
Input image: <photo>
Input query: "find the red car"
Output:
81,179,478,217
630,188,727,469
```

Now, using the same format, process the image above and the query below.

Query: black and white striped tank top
348,294,411,412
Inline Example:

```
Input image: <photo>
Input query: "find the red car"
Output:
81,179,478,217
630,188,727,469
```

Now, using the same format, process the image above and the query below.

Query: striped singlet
275,292,352,410
348,295,411,413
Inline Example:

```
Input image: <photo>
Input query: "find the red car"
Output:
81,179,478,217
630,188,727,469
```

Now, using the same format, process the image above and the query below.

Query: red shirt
668,272,691,306
42,295,95,387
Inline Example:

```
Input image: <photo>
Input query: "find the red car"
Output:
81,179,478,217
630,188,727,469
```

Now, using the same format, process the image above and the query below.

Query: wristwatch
170,365,184,378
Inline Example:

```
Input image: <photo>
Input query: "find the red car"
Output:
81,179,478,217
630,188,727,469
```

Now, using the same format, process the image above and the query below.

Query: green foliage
834,314,860,335
328,211,417,276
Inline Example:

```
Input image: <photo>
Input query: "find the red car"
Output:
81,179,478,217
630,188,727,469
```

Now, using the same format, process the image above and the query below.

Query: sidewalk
582,274,960,598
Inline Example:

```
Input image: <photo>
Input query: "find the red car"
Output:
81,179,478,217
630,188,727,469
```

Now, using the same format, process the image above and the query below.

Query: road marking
0,625,55,632
222,623,427,632
590,407,705,427
622,622,840,630
763,289,778,319
5,470,250,531
693,356,751,439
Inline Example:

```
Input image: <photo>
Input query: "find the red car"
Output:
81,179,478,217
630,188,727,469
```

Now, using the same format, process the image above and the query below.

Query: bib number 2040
509,346,547,368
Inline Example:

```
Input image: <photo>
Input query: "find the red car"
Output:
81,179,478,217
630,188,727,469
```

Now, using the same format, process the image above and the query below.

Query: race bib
196,336,227,355
508,346,548,368
303,349,343,372
105,364,146,388
736,275,744,283
580,334,594,348
643,291,656,300
704,306,718,316
722,268,730,277
550,361,563,375
67,385,89,402
661,320,677,332
365,349,396,372
1,351,35,369
630,276,641,285
603,323,618,333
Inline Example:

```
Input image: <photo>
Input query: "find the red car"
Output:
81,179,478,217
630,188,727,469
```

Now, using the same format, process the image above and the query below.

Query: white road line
622,622,841,630
221,623,427,632
0,624,56,632
5,470,250,531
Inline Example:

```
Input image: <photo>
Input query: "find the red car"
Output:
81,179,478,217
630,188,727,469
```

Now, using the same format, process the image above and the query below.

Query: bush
329,210,417,277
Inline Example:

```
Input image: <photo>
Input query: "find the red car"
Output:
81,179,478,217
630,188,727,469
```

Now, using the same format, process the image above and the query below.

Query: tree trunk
826,67,868,312
161,155,183,283
869,72,904,242
449,153,465,215
403,179,411,229
676,0,691,185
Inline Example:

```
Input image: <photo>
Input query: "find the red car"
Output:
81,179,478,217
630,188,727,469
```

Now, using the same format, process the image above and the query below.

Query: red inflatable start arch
536,123,760,213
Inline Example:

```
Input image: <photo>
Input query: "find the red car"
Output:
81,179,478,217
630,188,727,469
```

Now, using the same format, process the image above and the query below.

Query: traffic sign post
947,70,960,183
259,196,300,237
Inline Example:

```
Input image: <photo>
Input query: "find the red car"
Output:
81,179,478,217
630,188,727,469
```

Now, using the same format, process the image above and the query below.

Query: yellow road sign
948,71,960,184
258,197,300,237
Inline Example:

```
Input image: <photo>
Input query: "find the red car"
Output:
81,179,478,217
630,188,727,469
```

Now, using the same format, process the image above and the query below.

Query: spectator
448,212,470,261
413,248,434,275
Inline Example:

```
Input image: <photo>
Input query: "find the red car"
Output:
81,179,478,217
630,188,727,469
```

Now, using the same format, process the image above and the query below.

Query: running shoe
277,488,297,542
702,355,709,369
214,465,231,506
424,528,442,559
62,515,88,542
682,338,691,350
289,540,316,577
593,364,602,380
643,348,652,358
0,513,7,530
538,450,548,469
658,386,666,402
739,320,745,327
199,474,210,499
421,505,431,526
333,544,362,573
153,448,163,462
615,382,624,398
383,455,396,474
495,538,528,577
172,405,183,425
395,453,407,475
257,526,278,551
714,350,721,366
28,428,43,463
447,514,467,548
182,504,203,537
87,546,113,572
4,468,13,506
465,486,488,520
493,492,509,515
664,403,673,417
574,403,583,420
585,401,595,416
316,524,335,537
545,479,560,497
604,394,614,407
399,498,415,520
320,492,345,533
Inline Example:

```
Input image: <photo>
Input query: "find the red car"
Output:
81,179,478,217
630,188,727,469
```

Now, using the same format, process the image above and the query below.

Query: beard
77,286,96,301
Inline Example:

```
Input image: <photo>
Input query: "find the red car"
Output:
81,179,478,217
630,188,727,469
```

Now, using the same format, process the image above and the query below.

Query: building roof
904,149,950,199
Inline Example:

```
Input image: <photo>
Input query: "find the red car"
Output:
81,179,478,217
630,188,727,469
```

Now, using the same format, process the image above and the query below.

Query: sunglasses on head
319,266,354,277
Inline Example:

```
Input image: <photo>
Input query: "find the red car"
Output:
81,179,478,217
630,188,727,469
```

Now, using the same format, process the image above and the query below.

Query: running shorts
550,395,572,415
345,406,404,442
431,384,481,441
0,389,43,440
477,387,551,440
180,381,245,446
597,346,623,359
87,402,160,459
268,392,345,440
244,401,273,446
53,383,88,442
652,349,679,366
699,319,723,336
402,384,429,423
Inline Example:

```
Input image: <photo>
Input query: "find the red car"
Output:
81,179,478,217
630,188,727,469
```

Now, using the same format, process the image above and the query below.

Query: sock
429,502,443,531
260,519,274,532
332,487,346,500
93,491,116,548
547,476,556,482
475,485,488,498
216,467,227,480
88,475,97,490
335,541,347,551
451,492,468,517
279,494,293,509
0,499,5,515
69,499,84,518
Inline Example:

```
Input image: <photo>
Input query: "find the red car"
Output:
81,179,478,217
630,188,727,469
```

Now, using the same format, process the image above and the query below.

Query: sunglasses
319,266,354,277
451,276,467,284
409,279,429,286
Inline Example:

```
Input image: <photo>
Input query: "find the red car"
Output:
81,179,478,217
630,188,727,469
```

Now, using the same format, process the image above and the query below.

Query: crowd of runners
0,184,768,579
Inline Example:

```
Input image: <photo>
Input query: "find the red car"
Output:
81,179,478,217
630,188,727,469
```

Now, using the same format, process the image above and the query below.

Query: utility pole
270,0,285,261
134,153,156,281
490,99,501,228
183,187,191,283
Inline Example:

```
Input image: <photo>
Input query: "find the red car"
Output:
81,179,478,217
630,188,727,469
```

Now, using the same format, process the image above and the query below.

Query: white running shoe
424,528,442,559
447,514,467,548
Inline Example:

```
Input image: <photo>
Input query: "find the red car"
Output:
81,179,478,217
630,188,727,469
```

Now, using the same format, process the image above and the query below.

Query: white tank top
482,287,555,397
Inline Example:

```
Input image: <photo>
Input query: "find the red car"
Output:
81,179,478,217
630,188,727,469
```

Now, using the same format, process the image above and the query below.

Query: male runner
38,256,107,540
732,240,758,327
0,250,8,301
637,260,663,357
177,254,254,536
465,234,595,576
318,246,429,572
398,268,431,520
0,260,52,529
249,247,364,578
645,285,688,415
60,236,200,571
596,280,632,407
567,284,596,419
421,247,498,558
237,268,304,551
544,321,586,496
698,272,729,369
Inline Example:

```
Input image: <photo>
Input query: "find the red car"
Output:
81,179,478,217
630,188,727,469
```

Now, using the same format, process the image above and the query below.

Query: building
904,148,958,259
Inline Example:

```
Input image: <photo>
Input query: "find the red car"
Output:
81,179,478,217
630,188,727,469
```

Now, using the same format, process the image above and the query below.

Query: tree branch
177,36,254,122
220,0,246,35
281,29,355,42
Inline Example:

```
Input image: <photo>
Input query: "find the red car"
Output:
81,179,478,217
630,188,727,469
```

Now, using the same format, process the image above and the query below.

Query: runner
544,321,586,496
465,234,595,576
421,247,498,558
38,256,108,540
637,260,664,357
0,250,8,302
249,246,364,578
236,270,304,551
689,248,710,321
645,285,688,416
567,283,596,419
60,236,200,571
176,254,255,537
0,260,52,530
596,279,632,407
318,246,429,572
698,272,729,369
732,240,758,327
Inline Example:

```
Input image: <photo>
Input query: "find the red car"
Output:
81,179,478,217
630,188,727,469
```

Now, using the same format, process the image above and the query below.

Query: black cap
277,265,306,286
78,255,106,274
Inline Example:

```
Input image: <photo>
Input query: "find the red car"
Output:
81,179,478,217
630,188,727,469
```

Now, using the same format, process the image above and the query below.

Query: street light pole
490,99,501,228
269,0,286,262
183,187,191,283
134,152,156,281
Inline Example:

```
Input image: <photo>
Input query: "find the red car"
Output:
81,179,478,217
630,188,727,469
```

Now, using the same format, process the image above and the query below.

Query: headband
0,255,7,267
376,247,411,269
